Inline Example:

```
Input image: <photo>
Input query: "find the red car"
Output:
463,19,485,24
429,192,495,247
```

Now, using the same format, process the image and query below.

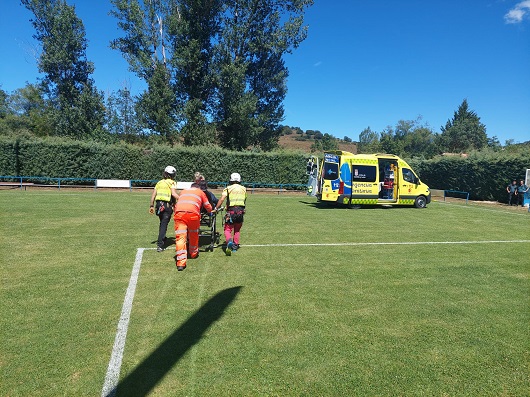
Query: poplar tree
214,0,312,150
111,0,176,138
169,0,222,145
105,85,142,142
110,0,313,149
22,0,105,139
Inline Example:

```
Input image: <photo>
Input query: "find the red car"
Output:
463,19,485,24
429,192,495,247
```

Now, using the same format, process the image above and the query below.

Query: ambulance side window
352,165,377,182
402,168,417,184
323,162,339,180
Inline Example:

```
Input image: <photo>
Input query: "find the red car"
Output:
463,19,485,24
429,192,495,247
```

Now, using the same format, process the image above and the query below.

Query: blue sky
1,1,529,144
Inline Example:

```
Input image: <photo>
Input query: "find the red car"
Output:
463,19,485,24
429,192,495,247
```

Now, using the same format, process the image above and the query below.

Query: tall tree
358,126,381,153
22,0,105,138
110,0,171,79
216,61,262,150
111,0,313,149
105,85,142,142
394,117,437,158
112,1,177,140
379,125,404,155
136,62,178,143
310,132,338,152
214,0,312,150
6,84,53,136
440,99,487,153
169,0,221,145
0,88,8,119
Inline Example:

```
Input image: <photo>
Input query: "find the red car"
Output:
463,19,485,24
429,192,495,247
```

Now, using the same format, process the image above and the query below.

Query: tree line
280,99,529,158
0,0,313,150
1,1,527,158
355,98,530,159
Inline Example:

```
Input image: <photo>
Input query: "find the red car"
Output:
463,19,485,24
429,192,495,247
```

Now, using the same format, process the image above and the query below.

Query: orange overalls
174,187,212,269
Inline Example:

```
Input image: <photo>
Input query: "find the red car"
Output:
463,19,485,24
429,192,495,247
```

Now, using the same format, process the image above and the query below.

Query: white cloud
313,61,322,67
504,0,530,23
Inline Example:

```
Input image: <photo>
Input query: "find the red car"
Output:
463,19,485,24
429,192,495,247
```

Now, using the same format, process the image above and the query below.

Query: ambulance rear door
320,153,341,202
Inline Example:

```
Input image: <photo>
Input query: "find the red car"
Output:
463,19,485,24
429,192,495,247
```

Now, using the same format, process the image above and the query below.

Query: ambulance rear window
323,162,339,180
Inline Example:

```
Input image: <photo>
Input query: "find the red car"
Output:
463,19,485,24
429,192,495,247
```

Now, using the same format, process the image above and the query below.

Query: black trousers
157,204,173,248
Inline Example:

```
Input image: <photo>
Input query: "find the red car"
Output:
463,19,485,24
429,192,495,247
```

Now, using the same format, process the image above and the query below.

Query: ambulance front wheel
414,195,427,208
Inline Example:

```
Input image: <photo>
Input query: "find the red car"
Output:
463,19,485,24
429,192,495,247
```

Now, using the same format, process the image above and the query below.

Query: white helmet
230,172,241,182
164,166,176,175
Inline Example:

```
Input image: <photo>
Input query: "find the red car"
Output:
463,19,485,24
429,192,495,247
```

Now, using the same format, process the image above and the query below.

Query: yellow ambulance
315,151,431,208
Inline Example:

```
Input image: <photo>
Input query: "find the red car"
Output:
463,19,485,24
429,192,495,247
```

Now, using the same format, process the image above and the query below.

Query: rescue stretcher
198,206,224,252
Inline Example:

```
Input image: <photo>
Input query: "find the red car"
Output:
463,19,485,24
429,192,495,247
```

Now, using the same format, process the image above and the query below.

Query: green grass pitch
1,189,529,396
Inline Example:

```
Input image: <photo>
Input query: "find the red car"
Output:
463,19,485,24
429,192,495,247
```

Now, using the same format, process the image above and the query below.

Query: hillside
278,134,357,153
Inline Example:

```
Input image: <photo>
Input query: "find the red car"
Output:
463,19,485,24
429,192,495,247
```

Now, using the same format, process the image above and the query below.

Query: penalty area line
101,247,154,397
243,240,530,247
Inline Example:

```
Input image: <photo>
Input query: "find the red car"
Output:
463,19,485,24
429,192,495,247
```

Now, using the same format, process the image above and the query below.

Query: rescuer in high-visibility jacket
149,166,179,252
213,172,247,256
173,183,213,270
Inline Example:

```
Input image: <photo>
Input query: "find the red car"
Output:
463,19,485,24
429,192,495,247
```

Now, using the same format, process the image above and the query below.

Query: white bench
96,179,131,189
0,182,35,190
176,181,193,189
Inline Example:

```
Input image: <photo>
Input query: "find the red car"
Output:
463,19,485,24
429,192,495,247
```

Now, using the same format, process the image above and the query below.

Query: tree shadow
111,286,242,397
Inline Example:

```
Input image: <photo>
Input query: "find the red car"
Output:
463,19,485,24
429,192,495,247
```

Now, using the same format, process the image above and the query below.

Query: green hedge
0,136,310,186
2,136,528,201
409,153,529,202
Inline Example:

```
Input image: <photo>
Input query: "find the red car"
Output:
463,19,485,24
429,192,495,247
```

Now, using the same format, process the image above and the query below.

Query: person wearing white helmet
150,166,179,252
213,172,247,255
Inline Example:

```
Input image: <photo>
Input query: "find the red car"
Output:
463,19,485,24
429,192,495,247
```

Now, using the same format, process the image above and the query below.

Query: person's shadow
150,237,176,249
110,286,242,397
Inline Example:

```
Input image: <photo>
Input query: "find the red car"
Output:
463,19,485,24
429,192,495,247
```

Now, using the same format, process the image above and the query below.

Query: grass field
1,189,529,396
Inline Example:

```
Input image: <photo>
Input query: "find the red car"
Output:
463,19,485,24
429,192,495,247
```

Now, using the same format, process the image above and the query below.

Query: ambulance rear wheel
414,195,427,208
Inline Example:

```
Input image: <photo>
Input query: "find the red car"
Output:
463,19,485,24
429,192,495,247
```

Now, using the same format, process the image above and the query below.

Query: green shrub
0,137,310,186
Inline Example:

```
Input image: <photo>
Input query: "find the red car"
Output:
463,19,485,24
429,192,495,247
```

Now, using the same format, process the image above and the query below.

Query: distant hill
278,133,357,153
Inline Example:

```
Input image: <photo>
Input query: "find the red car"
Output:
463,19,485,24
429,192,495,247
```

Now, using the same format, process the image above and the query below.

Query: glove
149,206,155,215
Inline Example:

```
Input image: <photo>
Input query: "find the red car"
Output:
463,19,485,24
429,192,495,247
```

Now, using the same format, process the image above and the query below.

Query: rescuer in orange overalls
173,182,213,271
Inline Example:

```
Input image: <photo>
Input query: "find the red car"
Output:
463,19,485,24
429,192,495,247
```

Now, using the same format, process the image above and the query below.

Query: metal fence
0,175,306,193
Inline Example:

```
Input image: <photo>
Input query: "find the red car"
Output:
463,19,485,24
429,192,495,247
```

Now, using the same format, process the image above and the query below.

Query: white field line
437,200,529,216
101,248,151,397
243,240,530,247
101,238,530,394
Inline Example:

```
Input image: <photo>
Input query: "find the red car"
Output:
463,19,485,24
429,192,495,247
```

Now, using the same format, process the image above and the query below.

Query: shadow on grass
150,237,176,249
113,286,242,397
298,200,340,209
299,200,365,209
299,200,421,210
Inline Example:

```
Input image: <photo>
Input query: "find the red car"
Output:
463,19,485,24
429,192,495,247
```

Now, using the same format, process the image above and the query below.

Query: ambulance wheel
414,195,427,208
